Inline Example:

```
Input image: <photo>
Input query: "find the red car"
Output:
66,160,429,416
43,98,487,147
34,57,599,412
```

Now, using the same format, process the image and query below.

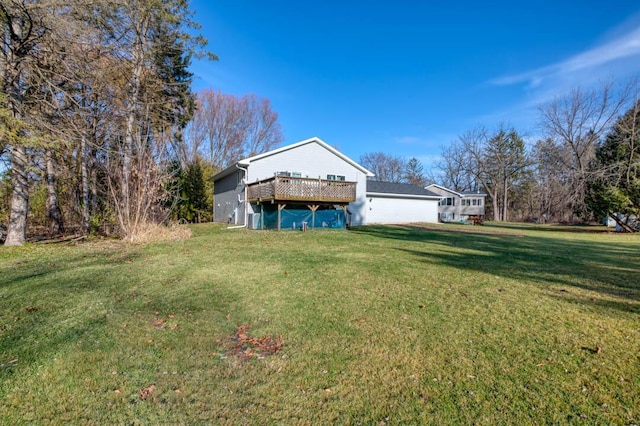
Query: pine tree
405,157,426,186
587,100,640,231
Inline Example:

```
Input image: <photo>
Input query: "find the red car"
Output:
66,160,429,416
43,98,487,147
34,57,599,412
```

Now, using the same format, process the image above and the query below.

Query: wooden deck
247,176,356,203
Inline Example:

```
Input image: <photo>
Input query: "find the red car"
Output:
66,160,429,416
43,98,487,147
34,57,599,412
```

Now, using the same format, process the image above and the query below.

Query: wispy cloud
491,26,640,88
393,136,422,145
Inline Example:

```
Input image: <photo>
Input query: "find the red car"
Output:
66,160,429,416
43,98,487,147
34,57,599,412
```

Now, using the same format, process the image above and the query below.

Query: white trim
366,192,442,200
238,137,375,177
426,183,487,198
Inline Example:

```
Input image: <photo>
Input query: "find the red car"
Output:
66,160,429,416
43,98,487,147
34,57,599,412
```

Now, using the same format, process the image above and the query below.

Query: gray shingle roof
366,180,440,197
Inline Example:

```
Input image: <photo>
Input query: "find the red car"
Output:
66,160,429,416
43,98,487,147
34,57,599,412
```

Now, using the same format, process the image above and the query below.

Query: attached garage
365,181,441,224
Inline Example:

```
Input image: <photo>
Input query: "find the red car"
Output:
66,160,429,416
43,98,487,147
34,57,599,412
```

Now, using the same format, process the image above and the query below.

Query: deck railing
248,176,356,203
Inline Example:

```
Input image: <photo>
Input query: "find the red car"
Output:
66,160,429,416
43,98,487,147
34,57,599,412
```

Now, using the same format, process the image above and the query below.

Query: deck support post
307,204,319,229
260,204,264,230
339,205,348,228
277,203,286,230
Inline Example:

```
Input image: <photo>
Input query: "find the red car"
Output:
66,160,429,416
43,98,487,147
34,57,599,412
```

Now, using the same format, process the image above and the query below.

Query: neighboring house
212,137,441,229
366,181,441,224
425,184,487,223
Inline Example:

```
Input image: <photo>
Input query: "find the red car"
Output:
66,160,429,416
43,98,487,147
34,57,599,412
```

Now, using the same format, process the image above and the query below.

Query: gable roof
425,183,487,198
367,180,441,199
213,137,374,182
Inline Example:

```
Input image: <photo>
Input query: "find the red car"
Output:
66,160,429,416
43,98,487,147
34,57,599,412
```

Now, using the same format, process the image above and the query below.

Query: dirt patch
223,325,284,361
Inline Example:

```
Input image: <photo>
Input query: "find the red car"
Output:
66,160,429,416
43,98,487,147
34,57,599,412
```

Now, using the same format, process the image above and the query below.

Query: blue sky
188,1,640,171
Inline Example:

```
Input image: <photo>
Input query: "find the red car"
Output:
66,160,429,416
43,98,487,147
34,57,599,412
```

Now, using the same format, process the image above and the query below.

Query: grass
0,222,638,424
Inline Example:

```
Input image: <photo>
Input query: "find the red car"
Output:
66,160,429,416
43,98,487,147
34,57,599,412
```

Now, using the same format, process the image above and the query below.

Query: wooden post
308,205,319,229
277,203,286,230
340,205,348,228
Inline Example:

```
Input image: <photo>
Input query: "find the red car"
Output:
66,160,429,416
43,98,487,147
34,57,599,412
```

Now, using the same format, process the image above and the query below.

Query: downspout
227,163,249,229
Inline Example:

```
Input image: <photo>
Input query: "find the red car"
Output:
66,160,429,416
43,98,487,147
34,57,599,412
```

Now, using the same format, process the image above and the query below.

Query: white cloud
491,26,640,88
393,136,422,145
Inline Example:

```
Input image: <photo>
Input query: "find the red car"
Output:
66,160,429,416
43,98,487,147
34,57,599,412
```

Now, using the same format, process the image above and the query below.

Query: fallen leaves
153,318,165,330
224,325,284,361
151,315,181,331
140,384,156,400
581,345,604,355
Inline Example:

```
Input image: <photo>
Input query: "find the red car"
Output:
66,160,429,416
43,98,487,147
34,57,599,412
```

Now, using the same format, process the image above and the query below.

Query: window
327,174,336,180
440,212,454,222
478,199,482,206
472,199,477,206
439,197,455,206
327,174,345,181
336,175,345,181
277,171,302,178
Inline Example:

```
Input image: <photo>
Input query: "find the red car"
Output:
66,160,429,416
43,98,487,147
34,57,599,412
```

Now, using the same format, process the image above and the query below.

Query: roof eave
212,164,240,182
366,192,442,200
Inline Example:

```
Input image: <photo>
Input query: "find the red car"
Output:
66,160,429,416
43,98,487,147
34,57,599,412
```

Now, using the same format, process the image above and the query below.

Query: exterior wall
247,142,369,226
458,201,485,218
427,185,485,221
213,170,245,224
366,195,439,224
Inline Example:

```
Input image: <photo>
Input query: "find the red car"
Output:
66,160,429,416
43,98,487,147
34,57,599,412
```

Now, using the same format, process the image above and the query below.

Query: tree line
361,80,639,231
0,1,282,246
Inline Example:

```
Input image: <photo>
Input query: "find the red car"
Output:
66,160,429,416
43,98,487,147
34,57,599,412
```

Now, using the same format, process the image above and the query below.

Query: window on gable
439,197,455,206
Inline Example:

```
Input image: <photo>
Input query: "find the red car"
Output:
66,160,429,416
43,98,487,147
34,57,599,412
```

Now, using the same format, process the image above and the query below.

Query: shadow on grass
483,222,614,234
350,225,639,313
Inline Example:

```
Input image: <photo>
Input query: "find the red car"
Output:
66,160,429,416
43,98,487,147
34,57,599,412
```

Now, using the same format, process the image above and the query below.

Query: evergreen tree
587,100,640,231
405,157,426,186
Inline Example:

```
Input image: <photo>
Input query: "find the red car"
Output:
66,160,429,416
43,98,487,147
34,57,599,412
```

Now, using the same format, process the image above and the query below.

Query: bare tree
243,94,283,157
538,82,629,218
436,143,477,191
456,127,502,220
184,90,283,170
587,82,640,232
359,152,407,182
450,125,529,221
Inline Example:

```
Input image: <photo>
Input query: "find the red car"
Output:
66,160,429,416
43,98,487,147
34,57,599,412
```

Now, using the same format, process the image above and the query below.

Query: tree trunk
492,190,500,221
45,148,64,235
119,13,148,237
502,177,508,222
5,145,29,246
608,213,637,233
80,134,90,233
3,5,29,246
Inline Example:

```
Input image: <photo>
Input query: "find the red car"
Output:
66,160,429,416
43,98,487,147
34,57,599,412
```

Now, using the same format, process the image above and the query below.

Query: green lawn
1,223,638,424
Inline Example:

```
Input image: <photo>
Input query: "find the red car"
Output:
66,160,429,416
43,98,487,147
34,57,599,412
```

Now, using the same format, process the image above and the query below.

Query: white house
212,137,441,229
425,184,487,223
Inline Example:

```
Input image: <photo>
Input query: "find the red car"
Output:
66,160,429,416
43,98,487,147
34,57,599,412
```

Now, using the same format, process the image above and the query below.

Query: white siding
366,196,439,224
247,142,369,226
